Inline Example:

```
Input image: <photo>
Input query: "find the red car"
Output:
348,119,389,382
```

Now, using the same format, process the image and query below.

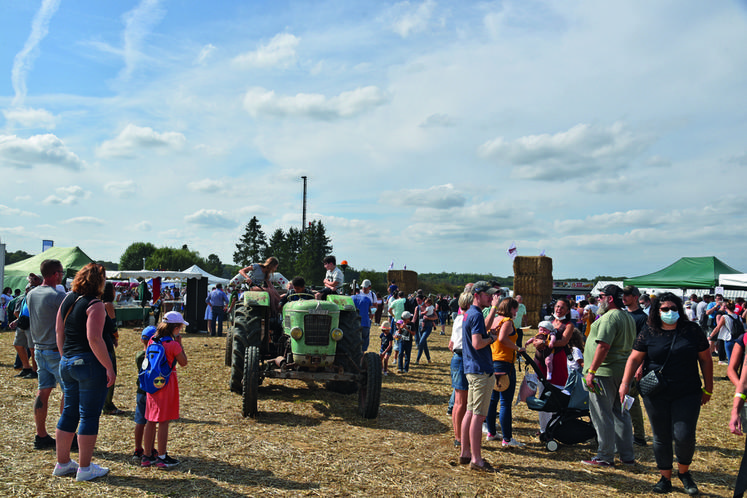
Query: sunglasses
660,306,677,312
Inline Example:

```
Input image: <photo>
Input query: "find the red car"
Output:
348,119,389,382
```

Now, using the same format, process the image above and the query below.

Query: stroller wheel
546,440,559,452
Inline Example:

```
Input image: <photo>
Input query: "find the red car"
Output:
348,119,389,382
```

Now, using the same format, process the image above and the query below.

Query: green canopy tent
3,246,94,291
624,257,742,289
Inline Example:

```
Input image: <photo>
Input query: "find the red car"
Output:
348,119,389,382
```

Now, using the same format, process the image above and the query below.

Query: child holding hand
141,312,188,468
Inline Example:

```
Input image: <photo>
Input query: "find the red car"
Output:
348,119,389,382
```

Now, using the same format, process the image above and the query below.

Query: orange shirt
491,317,518,363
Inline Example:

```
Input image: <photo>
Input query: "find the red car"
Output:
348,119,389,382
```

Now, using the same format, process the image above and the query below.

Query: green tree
204,253,224,277
95,260,119,271
146,247,206,271
4,250,33,265
119,242,157,270
296,220,332,285
233,216,266,267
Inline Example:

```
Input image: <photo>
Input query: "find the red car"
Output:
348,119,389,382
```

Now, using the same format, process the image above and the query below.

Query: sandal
470,460,498,472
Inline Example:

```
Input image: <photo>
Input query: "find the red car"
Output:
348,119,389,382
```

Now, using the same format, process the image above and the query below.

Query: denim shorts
134,391,147,425
35,349,62,390
57,353,108,435
450,353,468,391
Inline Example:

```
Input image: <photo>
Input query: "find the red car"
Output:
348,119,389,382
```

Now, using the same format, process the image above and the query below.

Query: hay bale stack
387,270,419,295
513,256,553,327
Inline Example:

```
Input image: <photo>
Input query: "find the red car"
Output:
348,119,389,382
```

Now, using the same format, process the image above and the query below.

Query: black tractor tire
224,329,233,366
336,310,363,372
358,352,382,419
230,305,263,393
242,346,260,418
325,310,363,394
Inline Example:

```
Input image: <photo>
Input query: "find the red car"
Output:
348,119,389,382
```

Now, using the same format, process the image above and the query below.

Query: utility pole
301,175,308,234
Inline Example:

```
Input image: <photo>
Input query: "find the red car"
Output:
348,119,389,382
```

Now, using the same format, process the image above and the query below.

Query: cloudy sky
1,0,746,279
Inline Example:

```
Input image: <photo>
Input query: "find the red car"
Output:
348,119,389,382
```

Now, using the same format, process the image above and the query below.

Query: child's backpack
138,337,177,394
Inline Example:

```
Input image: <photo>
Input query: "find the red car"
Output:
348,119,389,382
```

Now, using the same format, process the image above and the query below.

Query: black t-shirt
449,298,459,313
628,308,648,335
633,321,709,399
60,293,113,357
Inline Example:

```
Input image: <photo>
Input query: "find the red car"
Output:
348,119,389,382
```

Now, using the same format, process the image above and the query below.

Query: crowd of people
5,256,747,494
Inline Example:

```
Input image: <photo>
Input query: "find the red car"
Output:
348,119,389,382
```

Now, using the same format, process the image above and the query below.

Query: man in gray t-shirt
25,259,66,450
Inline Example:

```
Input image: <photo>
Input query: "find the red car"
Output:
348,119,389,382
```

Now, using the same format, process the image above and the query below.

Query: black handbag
638,329,678,397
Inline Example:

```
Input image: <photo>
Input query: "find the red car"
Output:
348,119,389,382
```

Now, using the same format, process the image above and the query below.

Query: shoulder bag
638,328,678,397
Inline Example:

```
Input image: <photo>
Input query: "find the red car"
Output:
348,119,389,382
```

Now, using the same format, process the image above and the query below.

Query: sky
1,0,747,279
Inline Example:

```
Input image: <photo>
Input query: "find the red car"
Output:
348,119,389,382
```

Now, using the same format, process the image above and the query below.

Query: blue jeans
361,326,371,352
57,353,108,436
211,305,225,336
416,323,432,362
486,361,516,440
398,340,412,372
726,338,738,363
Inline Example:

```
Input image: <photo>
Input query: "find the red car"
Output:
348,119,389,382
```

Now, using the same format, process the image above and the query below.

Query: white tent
182,265,229,286
720,274,747,288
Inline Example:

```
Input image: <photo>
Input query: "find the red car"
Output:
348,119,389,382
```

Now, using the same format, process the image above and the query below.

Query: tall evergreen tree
296,220,332,284
233,216,266,266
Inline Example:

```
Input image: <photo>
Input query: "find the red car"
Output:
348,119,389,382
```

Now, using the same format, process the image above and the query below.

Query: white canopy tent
182,265,229,286
720,274,747,288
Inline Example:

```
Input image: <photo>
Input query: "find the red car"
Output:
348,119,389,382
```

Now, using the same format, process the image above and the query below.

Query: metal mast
301,176,308,234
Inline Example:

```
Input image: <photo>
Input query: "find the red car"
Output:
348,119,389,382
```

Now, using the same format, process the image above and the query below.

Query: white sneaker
53,459,78,476
486,433,502,442
76,463,109,481
502,438,525,448
482,422,489,434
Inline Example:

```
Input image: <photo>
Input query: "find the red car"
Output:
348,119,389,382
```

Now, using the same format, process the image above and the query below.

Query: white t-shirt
450,315,464,350
568,347,583,372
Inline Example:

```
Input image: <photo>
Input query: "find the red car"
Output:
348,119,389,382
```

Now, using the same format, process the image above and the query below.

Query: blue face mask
661,310,679,325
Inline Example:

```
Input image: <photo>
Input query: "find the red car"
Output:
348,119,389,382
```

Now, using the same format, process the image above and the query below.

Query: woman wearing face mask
619,293,713,495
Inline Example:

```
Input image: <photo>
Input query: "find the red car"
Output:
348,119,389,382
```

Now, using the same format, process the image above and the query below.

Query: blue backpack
138,337,178,394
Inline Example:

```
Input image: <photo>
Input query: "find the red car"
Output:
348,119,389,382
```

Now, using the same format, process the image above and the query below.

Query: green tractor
226,291,382,419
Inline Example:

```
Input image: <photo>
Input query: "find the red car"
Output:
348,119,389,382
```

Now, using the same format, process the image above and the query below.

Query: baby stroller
519,351,596,451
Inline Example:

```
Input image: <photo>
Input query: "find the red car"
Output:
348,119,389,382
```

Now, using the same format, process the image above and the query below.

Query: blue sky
1,0,747,279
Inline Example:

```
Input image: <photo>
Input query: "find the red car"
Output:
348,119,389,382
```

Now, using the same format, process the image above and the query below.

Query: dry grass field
0,323,743,497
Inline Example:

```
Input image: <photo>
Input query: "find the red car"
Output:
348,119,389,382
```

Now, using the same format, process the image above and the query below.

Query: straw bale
513,256,553,276
514,257,553,327
387,270,418,295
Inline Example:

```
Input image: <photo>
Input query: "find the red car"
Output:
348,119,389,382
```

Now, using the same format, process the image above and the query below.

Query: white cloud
43,185,90,206
419,113,456,128
381,184,466,209
14,195,32,202
0,134,84,170
104,180,137,198
10,0,61,105
121,0,166,80
188,179,224,193
384,0,436,38
96,124,186,159
62,216,105,225
184,209,237,228
195,43,216,64
479,122,651,180
0,204,38,217
553,209,661,234
234,33,299,68
135,221,152,231
3,107,56,129
243,86,389,120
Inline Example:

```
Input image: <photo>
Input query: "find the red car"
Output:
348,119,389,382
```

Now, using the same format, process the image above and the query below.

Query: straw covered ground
0,324,744,497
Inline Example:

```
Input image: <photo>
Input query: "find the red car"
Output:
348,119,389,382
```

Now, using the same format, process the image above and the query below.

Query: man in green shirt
581,284,636,467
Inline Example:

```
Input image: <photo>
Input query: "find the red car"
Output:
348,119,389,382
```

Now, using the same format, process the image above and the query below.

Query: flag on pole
403,264,407,270
507,241,518,261
539,249,546,257
388,260,394,270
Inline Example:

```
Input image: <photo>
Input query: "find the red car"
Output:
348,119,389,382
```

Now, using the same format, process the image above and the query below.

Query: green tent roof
624,257,742,289
3,246,94,291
